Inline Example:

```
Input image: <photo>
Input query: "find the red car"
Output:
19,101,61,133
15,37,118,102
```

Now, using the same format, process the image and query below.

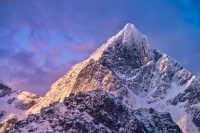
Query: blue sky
0,0,200,95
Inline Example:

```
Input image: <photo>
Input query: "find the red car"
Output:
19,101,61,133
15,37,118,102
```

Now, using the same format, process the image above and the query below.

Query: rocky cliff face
1,23,200,133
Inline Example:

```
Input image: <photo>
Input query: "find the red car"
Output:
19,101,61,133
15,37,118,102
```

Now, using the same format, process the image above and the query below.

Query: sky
0,0,200,96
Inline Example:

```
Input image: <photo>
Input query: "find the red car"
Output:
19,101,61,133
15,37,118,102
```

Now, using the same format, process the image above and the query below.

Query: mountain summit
1,23,200,133
91,23,150,69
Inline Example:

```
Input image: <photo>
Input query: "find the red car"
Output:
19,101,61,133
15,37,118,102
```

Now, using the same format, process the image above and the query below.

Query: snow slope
0,84,40,132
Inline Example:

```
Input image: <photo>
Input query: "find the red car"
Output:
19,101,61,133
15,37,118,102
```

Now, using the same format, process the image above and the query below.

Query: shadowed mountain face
1,23,200,133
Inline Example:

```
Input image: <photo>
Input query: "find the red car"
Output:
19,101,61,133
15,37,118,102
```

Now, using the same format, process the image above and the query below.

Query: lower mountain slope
6,90,182,133
0,83,40,132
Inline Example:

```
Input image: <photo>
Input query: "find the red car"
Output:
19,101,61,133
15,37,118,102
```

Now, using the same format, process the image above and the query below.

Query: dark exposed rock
15,101,36,110
192,108,200,131
0,110,5,119
153,49,162,62
0,84,11,97
7,98,15,104
171,78,200,106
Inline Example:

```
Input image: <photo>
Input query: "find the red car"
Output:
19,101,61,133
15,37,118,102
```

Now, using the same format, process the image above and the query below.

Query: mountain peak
120,23,147,49
123,23,140,32
123,23,136,31
91,23,150,69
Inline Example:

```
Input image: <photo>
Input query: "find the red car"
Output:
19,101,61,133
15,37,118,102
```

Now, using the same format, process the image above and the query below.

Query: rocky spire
91,23,150,69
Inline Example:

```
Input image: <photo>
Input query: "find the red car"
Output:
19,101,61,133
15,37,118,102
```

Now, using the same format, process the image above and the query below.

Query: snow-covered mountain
1,23,200,133
0,84,40,132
